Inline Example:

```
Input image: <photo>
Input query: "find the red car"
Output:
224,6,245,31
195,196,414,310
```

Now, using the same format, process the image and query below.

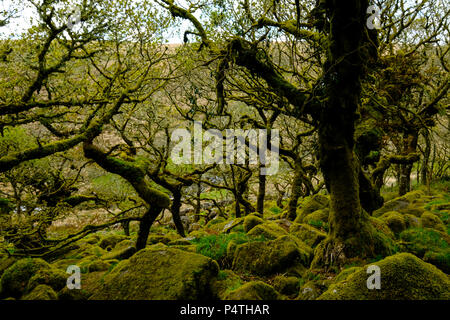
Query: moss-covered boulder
289,223,326,248
27,268,67,293
147,233,180,245
0,257,16,279
334,266,361,283
21,284,57,300
399,228,449,257
304,209,329,224
380,211,407,235
297,280,324,300
90,245,219,300
243,214,264,233
206,218,244,234
373,190,425,217
272,275,300,297
423,250,450,274
318,253,450,300
232,235,312,276
211,270,244,299
87,259,111,273
224,281,281,300
100,245,136,261
57,287,90,300
247,222,288,240
0,258,51,298
399,228,450,273
294,194,330,223
404,214,421,229
420,212,446,232
97,234,129,250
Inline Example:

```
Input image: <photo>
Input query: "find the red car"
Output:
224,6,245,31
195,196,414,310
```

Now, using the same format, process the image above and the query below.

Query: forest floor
0,182,449,300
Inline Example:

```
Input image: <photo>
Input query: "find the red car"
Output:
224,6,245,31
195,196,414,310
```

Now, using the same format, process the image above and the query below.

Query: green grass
190,232,266,264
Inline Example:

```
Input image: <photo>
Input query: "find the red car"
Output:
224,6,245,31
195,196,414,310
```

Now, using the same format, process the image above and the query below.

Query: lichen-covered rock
247,222,288,240
420,212,446,232
97,234,129,250
294,194,330,223
380,211,407,234
289,223,326,248
318,253,450,300
232,235,311,276
374,190,425,217
22,284,57,300
0,258,51,298
27,268,67,293
90,246,219,300
272,275,300,297
224,281,281,300
243,214,264,233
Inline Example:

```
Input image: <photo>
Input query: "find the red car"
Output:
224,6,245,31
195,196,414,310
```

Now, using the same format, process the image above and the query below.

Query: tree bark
312,0,393,268
256,170,266,216
287,156,304,220
171,189,186,237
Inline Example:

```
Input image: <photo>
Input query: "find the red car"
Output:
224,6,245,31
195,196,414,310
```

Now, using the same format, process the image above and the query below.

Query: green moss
297,280,326,300
294,194,330,223
97,234,129,250
380,211,407,235
87,260,111,273
27,268,67,293
334,266,361,282
90,247,219,300
318,253,450,300
232,235,312,277
247,222,288,240
289,223,326,248
206,218,244,234
243,214,264,233
311,216,396,269
0,258,51,298
420,212,446,232
399,228,449,256
272,275,300,297
205,217,226,228
211,269,243,299
224,281,282,300
304,209,329,224
403,214,420,229
21,284,57,300
100,245,136,261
